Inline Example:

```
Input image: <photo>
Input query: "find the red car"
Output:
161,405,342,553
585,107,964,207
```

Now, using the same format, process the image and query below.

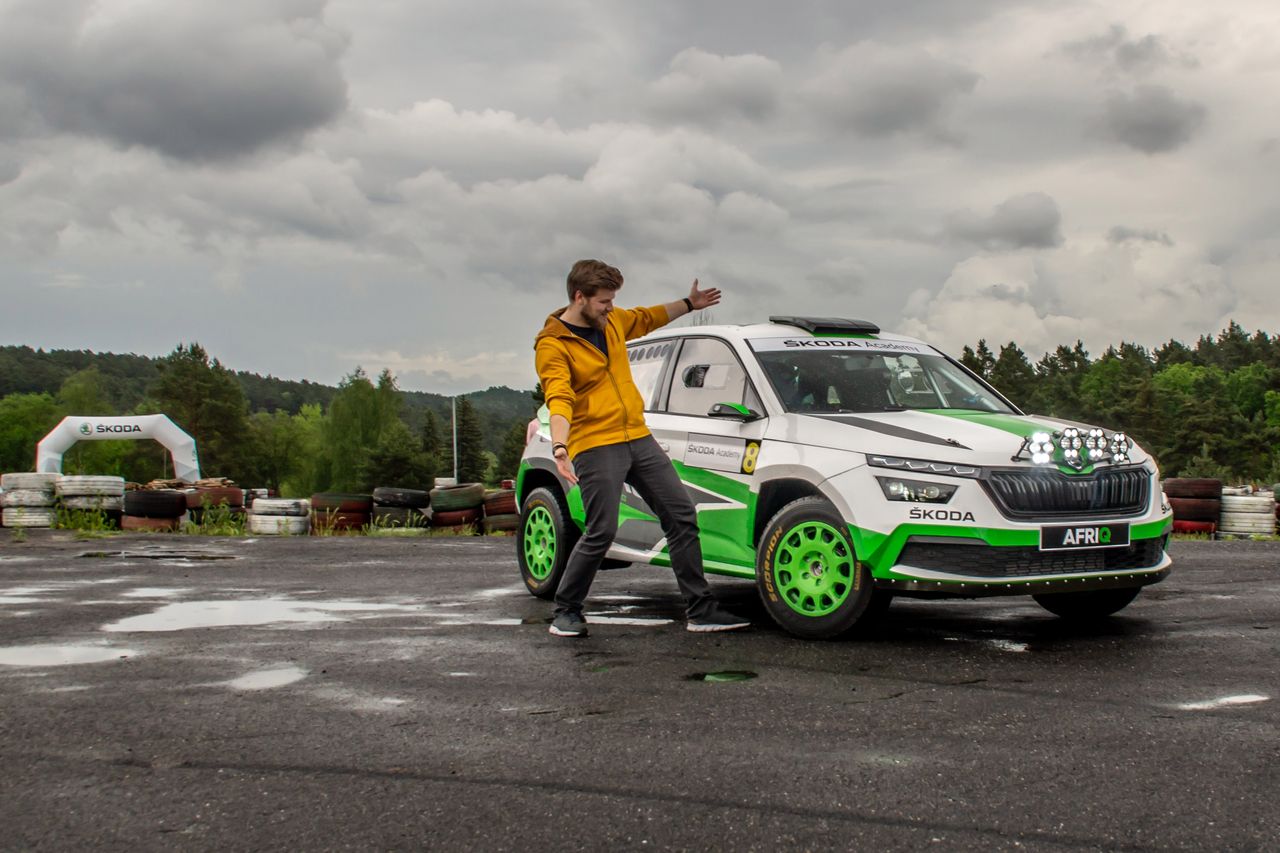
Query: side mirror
708,402,763,422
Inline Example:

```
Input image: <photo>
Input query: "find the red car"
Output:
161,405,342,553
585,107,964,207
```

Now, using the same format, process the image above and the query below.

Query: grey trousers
554,435,716,620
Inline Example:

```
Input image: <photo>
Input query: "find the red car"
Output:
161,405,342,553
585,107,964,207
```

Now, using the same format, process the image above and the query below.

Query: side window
627,341,675,408
665,338,761,417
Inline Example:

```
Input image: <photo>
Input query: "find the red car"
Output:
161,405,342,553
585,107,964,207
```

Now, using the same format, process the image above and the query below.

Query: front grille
981,467,1150,520
896,536,1166,578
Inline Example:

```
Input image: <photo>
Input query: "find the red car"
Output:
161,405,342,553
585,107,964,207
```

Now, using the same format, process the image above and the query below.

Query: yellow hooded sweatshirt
534,304,671,458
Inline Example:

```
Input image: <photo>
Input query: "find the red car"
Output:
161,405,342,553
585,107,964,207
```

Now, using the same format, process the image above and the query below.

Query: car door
645,336,767,571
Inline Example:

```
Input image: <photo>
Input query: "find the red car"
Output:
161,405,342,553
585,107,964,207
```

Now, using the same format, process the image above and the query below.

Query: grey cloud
947,192,1063,251
0,0,348,161
647,48,783,126
1063,24,1188,75
802,42,979,142
1107,225,1172,246
1104,85,1205,154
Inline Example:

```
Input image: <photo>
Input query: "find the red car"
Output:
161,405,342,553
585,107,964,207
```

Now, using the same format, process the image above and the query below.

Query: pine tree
454,396,488,483
149,343,251,481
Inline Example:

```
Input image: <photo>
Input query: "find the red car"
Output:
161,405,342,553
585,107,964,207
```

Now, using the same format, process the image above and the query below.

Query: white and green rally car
516,316,1173,639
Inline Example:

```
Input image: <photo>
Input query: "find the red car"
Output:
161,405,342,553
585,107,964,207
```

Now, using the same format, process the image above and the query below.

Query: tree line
0,343,537,495
960,321,1280,482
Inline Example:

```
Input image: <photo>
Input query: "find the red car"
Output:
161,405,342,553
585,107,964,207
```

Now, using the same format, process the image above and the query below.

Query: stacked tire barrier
1218,488,1277,538
482,488,519,533
430,483,485,530
247,498,310,535
311,493,373,533
57,476,125,526
1164,478,1221,535
371,487,431,528
122,489,187,532
1,473,60,528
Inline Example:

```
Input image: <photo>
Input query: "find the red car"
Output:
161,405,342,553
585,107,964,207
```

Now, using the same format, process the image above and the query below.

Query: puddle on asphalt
78,551,236,561
121,588,193,599
686,670,758,683
583,615,674,627
223,666,308,691
0,644,138,666
985,639,1030,653
102,598,421,633
1176,694,1269,711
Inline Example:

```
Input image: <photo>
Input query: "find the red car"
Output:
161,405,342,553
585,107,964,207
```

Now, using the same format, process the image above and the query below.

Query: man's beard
583,306,608,330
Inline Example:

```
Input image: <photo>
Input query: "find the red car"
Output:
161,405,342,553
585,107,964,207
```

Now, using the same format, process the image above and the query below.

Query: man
534,259,751,638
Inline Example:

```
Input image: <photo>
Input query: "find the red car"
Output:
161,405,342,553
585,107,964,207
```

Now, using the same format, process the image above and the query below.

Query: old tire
2,507,56,527
1167,497,1220,522
431,483,485,511
249,498,310,517
755,497,872,639
372,487,431,509
123,490,187,519
56,476,125,497
2,489,55,508
310,493,374,513
247,514,310,535
1033,587,1141,620
1,473,59,491
517,486,578,599
187,487,244,509
60,495,124,512
1161,478,1222,499
121,515,180,532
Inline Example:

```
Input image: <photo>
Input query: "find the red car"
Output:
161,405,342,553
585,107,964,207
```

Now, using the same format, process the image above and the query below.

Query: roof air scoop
769,316,881,335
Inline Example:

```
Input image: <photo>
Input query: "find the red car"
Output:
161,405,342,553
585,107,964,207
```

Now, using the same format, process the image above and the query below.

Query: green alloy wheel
517,486,578,599
755,497,873,639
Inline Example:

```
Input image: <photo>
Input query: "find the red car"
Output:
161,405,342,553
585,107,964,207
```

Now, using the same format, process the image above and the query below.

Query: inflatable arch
36,415,201,482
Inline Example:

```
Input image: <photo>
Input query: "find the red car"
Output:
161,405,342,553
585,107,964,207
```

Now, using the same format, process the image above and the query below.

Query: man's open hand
688,278,721,310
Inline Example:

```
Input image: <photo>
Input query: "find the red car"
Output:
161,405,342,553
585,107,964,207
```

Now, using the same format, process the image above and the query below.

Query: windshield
752,345,1016,415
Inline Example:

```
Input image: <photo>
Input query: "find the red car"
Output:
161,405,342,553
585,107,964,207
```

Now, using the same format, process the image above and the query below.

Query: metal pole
452,396,458,481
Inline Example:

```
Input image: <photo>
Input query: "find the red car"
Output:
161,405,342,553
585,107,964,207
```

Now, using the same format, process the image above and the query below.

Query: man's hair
566,259,623,302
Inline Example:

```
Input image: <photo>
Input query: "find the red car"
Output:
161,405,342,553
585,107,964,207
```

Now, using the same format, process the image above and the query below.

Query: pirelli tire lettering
754,497,873,639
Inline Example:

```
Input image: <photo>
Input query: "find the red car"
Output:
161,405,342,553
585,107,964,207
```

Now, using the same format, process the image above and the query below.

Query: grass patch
183,503,246,537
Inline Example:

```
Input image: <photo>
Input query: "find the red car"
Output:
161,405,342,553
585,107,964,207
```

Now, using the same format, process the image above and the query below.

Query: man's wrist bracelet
682,297,694,312
552,442,568,455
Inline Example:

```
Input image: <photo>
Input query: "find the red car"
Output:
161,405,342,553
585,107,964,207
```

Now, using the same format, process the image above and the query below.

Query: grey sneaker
687,606,751,633
549,611,588,638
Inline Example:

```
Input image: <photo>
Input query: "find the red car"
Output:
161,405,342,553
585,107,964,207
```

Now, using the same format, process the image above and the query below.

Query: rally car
515,316,1173,639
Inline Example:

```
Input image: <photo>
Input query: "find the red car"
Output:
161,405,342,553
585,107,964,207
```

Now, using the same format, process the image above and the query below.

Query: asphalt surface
0,531,1276,851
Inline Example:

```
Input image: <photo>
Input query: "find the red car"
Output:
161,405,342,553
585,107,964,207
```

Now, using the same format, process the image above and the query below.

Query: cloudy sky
3,0,1278,394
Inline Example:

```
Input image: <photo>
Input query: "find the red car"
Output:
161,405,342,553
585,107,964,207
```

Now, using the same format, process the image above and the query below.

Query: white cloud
647,48,783,126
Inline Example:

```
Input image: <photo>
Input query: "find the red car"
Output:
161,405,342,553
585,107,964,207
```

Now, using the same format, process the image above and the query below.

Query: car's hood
770,409,1151,469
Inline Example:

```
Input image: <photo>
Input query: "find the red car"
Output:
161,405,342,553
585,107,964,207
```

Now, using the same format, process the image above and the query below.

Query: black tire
311,493,374,513
1033,587,1142,620
517,486,579,599
1161,478,1222,499
1168,497,1220,522
123,489,188,519
755,497,873,639
372,487,431,508
431,483,485,511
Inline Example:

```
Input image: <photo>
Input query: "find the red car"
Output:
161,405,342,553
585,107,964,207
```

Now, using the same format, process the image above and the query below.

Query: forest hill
0,343,537,495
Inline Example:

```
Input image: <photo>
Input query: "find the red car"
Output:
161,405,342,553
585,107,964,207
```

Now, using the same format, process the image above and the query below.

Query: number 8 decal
741,440,761,474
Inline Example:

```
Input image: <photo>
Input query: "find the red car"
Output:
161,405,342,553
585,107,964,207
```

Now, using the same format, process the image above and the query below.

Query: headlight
876,476,958,504
1027,432,1054,466
867,455,981,478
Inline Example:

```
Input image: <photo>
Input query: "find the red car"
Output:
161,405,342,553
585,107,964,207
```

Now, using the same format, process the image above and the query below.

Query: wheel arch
753,477,825,547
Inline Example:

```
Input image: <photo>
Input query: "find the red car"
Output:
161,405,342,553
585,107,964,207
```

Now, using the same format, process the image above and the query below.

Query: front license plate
1040,523,1130,551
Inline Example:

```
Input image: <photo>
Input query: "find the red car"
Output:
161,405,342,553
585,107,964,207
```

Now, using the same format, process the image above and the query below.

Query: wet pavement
0,531,1277,850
